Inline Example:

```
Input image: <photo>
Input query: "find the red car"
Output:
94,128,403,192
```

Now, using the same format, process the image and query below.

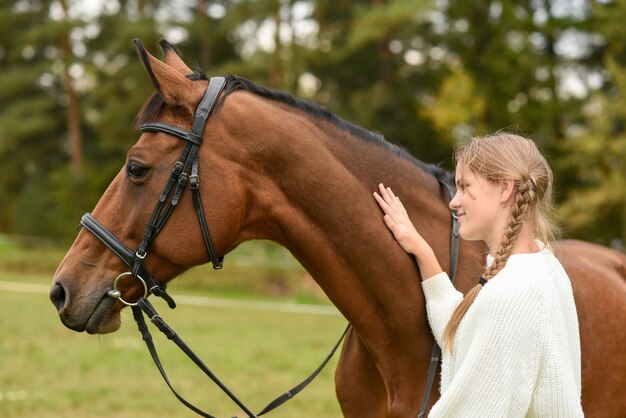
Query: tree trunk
59,0,82,179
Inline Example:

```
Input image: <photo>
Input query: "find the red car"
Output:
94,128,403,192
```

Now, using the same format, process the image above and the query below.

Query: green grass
0,239,346,417
0,235,67,275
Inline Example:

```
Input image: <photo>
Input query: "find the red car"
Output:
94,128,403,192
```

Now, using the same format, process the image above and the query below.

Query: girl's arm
374,183,462,344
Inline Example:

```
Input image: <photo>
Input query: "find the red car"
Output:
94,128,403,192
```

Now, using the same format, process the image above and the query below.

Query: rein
78,77,348,417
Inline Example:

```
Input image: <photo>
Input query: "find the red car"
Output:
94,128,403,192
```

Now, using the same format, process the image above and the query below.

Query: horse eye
127,162,149,180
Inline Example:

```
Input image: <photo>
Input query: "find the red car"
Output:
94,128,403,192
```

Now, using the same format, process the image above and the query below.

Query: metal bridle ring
112,272,148,306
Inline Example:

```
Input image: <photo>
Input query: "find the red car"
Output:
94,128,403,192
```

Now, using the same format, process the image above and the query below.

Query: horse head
51,41,247,334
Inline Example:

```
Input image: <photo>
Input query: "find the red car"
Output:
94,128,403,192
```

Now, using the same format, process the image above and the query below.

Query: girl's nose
449,191,460,211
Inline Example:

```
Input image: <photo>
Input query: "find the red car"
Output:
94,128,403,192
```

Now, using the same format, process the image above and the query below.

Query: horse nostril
50,282,67,312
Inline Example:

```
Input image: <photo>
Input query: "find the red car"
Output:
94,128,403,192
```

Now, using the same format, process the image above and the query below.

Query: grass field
0,236,346,417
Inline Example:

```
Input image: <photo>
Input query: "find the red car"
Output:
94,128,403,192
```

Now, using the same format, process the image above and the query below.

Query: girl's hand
373,183,431,258
373,183,443,280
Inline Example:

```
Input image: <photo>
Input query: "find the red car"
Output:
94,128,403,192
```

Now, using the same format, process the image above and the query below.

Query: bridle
78,77,348,418
76,75,460,417
81,76,227,309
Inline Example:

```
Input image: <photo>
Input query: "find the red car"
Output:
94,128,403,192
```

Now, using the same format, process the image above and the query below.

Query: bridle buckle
189,174,199,189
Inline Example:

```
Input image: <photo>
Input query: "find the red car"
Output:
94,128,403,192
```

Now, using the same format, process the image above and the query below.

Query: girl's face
449,163,509,248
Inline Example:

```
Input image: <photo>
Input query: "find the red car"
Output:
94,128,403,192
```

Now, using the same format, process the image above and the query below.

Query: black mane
136,71,455,189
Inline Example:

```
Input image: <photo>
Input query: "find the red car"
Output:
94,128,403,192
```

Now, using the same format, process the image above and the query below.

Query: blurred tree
178,0,240,72
423,0,620,245
0,0,83,236
556,0,626,247
305,0,453,166
0,0,623,247
82,0,163,177
440,0,602,153
556,90,626,246
178,0,280,82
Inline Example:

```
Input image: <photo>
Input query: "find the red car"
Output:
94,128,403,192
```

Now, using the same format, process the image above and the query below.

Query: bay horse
51,40,626,417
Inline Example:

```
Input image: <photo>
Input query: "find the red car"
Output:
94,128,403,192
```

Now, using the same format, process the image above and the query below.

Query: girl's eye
127,162,149,180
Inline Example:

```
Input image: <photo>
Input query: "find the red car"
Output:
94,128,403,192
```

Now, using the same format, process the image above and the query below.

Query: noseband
80,77,227,308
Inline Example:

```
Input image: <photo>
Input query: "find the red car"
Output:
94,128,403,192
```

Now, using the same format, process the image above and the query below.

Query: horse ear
158,39,193,75
133,39,197,105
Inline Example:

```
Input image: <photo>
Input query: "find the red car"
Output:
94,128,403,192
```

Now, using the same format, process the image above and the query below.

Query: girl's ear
500,180,515,204
134,39,200,106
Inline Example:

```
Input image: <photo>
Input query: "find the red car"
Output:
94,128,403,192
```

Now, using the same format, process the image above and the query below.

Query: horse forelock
135,92,164,128
134,70,455,190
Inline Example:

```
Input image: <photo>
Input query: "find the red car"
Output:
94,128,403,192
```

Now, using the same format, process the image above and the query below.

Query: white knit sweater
421,246,583,417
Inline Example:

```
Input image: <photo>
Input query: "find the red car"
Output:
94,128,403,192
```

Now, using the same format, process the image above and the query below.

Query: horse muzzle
50,278,122,334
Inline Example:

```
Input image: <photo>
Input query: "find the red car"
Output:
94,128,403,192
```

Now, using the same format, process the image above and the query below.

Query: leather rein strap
78,77,348,418
417,180,460,418
133,297,349,418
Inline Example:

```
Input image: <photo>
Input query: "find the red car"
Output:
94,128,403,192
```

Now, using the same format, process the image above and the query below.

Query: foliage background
1,0,625,248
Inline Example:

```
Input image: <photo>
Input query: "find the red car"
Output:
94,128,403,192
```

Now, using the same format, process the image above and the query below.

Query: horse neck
219,93,456,340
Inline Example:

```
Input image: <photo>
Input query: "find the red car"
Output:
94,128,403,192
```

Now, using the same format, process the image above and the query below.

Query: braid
483,178,534,278
442,177,535,351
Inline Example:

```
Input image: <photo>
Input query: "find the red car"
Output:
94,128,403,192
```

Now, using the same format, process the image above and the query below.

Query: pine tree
0,0,78,236
556,0,626,247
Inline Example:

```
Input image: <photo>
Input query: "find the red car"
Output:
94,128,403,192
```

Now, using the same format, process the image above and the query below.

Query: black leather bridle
78,77,348,418
80,76,227,309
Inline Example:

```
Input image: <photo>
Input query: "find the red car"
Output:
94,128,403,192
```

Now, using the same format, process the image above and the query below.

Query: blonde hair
442,132,558,351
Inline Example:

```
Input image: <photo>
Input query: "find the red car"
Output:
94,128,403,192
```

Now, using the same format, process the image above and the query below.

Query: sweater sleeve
428,285,542,418
421,272,463,347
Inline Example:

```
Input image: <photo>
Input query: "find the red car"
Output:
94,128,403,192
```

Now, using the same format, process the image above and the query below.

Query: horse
51,40,626,417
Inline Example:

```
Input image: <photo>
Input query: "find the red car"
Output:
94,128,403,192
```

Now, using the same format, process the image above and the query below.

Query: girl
374,133,583,417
